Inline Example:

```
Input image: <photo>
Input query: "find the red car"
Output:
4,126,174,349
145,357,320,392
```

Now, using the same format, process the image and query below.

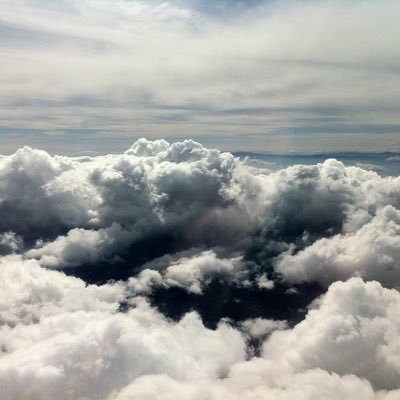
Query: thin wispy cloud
0,0,399,153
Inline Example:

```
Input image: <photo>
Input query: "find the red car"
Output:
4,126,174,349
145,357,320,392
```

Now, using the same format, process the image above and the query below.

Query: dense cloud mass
276,205,400,288
1,139,400,399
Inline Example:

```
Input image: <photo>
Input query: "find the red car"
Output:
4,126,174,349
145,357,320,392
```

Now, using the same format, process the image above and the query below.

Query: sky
3,3,400,398
1,0,400,154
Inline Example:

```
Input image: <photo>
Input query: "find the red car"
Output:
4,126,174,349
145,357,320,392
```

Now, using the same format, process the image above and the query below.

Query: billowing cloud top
1,139,400,399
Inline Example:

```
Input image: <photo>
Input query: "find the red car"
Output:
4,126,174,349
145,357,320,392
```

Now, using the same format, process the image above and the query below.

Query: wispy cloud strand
0,0,399,152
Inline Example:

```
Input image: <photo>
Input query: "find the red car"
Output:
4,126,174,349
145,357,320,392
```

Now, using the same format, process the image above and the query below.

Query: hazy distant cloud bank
1,0,400,152
1,139,400,399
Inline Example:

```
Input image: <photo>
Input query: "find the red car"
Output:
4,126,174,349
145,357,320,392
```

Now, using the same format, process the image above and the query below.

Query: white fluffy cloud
128,250,245,295
0,139,399,290
276,205,400,288
25,224,135,268
1,139,260,267
1,140,400,398
114,278,400,399
262,278,400,391
2,255,400,399
0,256,246,400
0,255,125,326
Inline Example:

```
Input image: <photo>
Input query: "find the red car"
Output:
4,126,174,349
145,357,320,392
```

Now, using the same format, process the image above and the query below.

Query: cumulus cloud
0,232,22,255
25,224,135,268
111,369,381,400
0,139,399,287
128,250,245,295
262,278,400,391
1,139,400,398
0,139,255,263
0,255,125,326
0,256,246,400
239,317,287,340
244,158,400,273
2,255,400,399
0,140,263,273
276,205,400,288
114,278,400,399
0,147,80,240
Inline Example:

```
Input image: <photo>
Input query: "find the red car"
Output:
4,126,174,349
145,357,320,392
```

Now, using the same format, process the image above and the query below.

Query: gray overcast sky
0,0,399,154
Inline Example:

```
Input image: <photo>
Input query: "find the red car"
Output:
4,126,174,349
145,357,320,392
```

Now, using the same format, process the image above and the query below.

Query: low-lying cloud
1,139,400,398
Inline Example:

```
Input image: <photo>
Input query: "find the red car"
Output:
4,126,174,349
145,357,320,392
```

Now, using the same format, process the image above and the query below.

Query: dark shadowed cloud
1,139,400,398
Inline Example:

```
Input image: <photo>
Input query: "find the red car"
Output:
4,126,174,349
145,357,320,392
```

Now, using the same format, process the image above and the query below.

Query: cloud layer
1,139,400,398
1,0,400,152
2,259,400,399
